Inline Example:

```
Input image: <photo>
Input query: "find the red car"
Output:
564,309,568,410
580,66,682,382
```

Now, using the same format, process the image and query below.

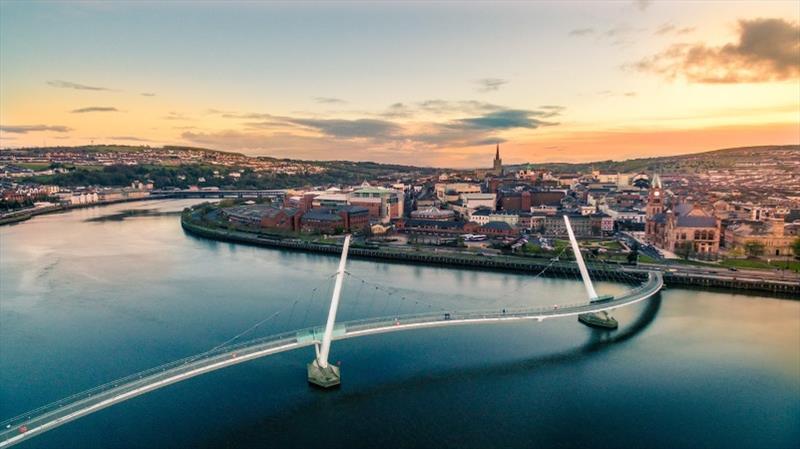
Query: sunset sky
1,1,798,167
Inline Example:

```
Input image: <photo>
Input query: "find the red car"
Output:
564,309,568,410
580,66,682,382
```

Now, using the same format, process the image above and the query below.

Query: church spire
652,173,662,189
492,143,503,175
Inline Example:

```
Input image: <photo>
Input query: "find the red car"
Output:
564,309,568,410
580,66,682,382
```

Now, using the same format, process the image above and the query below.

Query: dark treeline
26,163,429,189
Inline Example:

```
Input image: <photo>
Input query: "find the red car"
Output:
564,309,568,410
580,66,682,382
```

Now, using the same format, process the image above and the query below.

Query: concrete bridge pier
578,311,618,329
307,359,341,388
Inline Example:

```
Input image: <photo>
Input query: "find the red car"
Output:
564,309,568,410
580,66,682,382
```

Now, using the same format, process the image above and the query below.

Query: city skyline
1,1,798,167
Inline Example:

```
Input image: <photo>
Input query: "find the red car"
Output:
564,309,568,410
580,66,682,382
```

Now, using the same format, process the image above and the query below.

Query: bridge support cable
343,271,448,316
563,215,618,330
503,245,571,309
308,234,351,388
0,270,662,448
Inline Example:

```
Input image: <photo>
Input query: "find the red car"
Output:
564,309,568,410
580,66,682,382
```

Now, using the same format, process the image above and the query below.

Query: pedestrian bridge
0,216,663,447
0,272,662,448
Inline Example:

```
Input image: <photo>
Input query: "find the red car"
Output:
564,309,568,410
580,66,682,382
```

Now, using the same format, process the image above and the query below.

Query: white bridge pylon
307,234,351,388
308,217,612,389
564,215,599,300
563,215,618,329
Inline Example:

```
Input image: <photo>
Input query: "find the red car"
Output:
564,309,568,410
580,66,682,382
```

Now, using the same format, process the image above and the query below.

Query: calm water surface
1,199,798,449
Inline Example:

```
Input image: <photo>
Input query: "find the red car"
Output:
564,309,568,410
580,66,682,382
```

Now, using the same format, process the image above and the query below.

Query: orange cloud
632,18,800,83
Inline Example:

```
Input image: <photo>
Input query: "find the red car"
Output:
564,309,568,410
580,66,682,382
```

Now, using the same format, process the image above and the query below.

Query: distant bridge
0,216,663,447
152,189,286,200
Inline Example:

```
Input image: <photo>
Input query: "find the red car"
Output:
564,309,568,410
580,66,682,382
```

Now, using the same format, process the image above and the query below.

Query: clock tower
646,173,664,219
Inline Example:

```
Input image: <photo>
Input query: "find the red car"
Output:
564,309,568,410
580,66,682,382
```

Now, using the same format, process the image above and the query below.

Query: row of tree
673,239,800,260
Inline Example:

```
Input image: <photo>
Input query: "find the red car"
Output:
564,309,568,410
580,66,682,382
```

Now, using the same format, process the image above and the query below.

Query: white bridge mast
308,234,351,387
563,215,618,329
318,234,350,368
564,215,598,300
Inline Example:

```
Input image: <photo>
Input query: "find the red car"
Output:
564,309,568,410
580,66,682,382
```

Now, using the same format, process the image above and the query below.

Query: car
728,267,738,271
550,257,559,262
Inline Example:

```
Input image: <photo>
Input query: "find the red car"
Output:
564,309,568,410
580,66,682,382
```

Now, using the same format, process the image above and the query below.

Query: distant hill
1,144,247,158
2,144,438,189
3,143,798,174
507,145,800,174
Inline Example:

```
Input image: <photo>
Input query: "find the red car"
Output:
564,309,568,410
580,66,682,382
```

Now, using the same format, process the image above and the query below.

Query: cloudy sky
1,1,798,167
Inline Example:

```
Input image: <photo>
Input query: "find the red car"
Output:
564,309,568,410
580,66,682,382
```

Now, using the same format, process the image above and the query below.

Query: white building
469,209,520,227
435,182,482,203
460,193,496,210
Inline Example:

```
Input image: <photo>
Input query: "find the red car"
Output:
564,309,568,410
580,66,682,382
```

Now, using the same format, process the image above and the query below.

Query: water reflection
1,200,798,449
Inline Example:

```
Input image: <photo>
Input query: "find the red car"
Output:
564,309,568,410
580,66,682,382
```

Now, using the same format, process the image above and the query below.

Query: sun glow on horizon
1,1,798,167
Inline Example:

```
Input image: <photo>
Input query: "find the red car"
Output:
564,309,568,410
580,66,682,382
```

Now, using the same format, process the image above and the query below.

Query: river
1,199,798,449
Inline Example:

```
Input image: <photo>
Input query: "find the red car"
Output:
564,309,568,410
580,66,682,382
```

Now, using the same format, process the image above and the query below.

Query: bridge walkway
0,272,661,448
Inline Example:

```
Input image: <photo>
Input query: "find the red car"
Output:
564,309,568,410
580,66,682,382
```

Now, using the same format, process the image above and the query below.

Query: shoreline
180,214,800,297
0,195,171,226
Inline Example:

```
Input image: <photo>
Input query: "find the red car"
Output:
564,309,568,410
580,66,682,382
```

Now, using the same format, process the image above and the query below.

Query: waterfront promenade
181,212,800,296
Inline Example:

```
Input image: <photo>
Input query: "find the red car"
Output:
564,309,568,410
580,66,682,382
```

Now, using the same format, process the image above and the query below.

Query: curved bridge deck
1,272,662,447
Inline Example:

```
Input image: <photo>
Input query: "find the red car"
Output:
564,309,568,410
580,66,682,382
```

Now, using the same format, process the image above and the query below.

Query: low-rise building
349,186,404,222
411,207,455,221
260,207,302,232
435,182,482,203
300,206,370,234
476,221,515,236
396,218,478,236
725,219,796,257
450,193,497,217
542,214,610,237
223,204,279,226
300,208,345,234
469,209,520,227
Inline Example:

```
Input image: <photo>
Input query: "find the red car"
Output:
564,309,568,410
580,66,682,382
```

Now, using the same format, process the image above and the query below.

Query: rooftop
480,221,513,231
302,208,344,222
403,219,465,229
675,215,717,228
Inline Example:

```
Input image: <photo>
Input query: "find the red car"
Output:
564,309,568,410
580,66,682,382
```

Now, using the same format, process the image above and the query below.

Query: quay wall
181,216,799,297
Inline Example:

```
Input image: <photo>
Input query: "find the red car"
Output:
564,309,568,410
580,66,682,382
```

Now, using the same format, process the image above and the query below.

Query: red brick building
336,205,370,232
299,206,370,234
476,221,514,236
260,207,302,232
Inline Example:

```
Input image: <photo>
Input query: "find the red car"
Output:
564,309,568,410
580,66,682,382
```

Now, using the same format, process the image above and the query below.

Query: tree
728,245,745,258
674,241,693,260
744,241,765,258
792,237,800,260
627,248,638,264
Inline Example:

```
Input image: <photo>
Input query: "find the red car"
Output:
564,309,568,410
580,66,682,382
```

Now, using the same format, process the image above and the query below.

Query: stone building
645,174,720,255
725,218,796,257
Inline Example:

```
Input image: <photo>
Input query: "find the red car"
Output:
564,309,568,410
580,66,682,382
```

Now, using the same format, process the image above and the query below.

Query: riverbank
0,195,170,226
181,213,799,296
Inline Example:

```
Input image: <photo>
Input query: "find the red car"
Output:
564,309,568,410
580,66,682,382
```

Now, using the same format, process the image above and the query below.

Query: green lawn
598,241,623,250
638,254,659,264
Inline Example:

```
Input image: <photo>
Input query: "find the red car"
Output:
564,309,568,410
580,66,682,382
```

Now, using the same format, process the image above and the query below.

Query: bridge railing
1,272,661,446
341,299,598,334
0,331,304,444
